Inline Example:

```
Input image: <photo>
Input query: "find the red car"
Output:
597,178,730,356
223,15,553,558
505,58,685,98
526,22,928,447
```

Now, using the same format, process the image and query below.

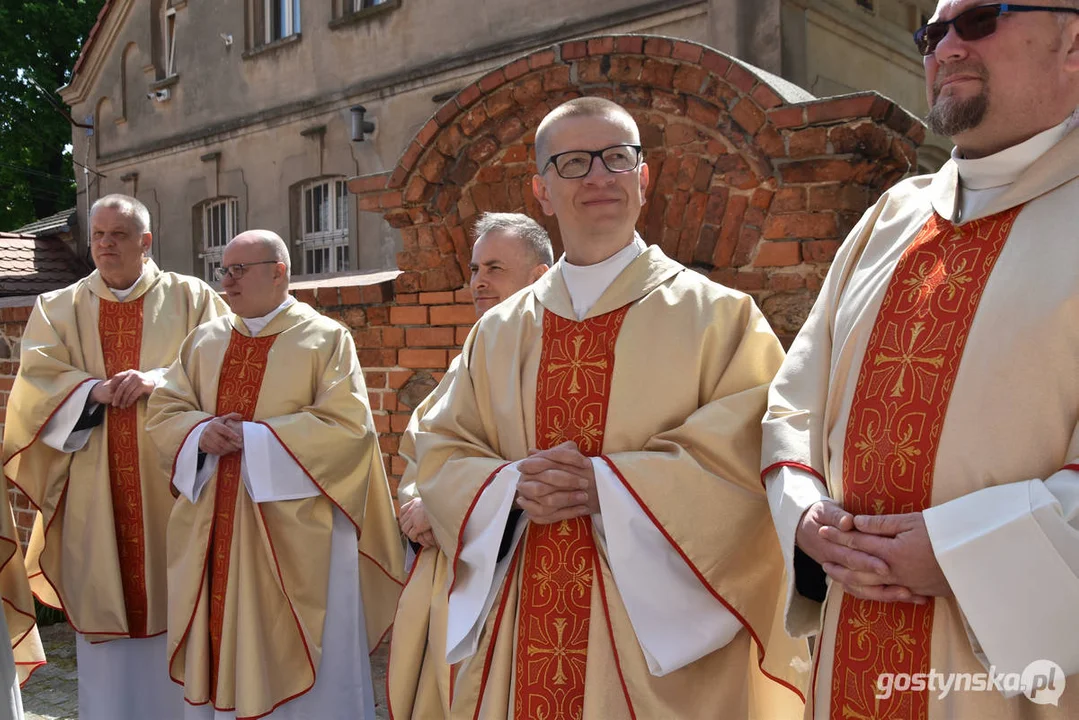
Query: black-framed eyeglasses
541,144,643,179
214,260,279,281
914,4,1079,56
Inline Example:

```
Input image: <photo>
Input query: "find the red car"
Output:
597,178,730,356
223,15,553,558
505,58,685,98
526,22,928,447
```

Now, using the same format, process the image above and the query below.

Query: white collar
954,110,1078,191
560,234,647,320
241,296,296,335
109,270,145,302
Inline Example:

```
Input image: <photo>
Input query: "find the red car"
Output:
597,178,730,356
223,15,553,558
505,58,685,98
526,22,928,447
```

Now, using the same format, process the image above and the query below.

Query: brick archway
350,34,924,338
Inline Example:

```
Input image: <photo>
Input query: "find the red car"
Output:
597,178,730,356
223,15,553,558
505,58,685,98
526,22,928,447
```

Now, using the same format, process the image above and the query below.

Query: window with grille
265,0,301,44
200,198,239,282
299,179,350,275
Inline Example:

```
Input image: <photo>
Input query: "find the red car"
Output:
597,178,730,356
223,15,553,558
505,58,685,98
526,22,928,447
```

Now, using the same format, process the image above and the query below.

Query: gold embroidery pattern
831,208,1022,720
99,297,149,638
514,305,630,720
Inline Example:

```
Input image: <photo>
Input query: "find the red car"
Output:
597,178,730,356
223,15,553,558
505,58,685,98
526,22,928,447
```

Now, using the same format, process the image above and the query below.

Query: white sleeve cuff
925,475,1079,684
593,456,742,676
174,422,217,504
446,462,524,664
144,367,170,388
41,381,99,453
765,466,830,638
240,422,320,503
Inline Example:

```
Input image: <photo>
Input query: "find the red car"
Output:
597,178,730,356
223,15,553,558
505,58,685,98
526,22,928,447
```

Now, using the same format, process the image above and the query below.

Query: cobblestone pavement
22,622,391,719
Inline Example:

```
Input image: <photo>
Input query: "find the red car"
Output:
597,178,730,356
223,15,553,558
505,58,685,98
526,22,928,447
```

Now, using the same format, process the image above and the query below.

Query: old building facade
59,0,941,283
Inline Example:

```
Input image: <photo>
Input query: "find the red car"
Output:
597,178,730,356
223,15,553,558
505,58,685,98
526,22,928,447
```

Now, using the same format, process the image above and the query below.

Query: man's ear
140,232,153,256
529,264,550,283
1065,18,1079,73
532,174,556,217
638,162,650,201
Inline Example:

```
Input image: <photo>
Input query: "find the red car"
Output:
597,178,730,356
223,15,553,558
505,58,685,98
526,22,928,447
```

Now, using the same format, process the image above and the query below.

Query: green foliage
34,598,65,627
0,0,106,230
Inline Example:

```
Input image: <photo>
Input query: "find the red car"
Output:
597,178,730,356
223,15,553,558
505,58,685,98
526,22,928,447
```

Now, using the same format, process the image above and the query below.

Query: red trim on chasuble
208,331,277,705
830,207,1022,719
513,305,630,720
99,297,149,638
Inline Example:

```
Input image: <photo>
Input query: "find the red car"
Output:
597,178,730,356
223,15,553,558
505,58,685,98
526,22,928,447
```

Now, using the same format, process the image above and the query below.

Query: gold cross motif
547,334,607,395
104,316,139,352
227,346,266,381
872,322,945,398
527,617,587,686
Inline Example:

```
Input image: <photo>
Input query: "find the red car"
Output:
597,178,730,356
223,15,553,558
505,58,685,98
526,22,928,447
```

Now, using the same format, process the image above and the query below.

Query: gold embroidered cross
872,322,944,398
547,334,607,395
527,617,587,686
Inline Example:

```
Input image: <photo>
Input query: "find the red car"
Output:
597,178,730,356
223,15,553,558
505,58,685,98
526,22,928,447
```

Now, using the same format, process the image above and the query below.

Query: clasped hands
515,441,600,524
198,412,245,456
89,369,157,409
796,501,952,604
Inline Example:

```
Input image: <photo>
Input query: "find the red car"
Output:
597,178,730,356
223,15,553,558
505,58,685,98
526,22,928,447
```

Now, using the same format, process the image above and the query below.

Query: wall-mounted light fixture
350,105,376,142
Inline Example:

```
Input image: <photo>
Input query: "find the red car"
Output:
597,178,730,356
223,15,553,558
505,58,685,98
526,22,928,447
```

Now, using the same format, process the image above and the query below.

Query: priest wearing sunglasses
763,1,1079,717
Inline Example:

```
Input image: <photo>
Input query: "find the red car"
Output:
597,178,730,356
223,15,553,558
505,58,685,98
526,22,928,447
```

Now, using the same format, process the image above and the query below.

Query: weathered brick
430,304,477,326
762,212,838,240
405,327,456,347
389,306,428,325
754,241,801,267
731,99,766,135
803,240,843,262
399,349,449,369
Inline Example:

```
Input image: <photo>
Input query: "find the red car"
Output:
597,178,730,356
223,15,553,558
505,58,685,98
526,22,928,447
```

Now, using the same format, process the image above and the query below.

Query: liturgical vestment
412,241,809,719
387,356,461,719
2,258,226,719
0,473,45,720
762,118,1079,719
145,299,405,720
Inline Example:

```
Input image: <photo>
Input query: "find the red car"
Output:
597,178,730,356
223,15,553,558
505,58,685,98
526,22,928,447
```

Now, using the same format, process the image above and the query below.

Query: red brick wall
350,35,924,345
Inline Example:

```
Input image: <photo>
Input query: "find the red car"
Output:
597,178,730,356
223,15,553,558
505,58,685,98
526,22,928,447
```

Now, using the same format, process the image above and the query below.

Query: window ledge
150,74,179,91
242,33,302,61
329,0,401,30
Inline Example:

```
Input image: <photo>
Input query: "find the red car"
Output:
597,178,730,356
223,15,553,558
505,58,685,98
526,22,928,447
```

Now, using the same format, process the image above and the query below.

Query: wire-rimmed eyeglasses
541,144,643,179
214,260,279,281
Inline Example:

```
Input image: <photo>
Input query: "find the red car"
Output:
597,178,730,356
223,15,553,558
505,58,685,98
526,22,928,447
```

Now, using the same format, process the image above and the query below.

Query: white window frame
200,198,239,283
353,0,389,10
265,0,301,44
299,179,350,275
164,8,177,76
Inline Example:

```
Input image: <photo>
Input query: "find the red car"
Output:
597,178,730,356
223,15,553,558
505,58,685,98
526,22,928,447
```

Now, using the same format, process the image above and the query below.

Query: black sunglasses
914,3,1079,56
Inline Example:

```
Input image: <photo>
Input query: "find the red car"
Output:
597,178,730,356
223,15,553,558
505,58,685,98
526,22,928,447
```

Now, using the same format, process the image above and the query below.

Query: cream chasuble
386,354,461,720
145,301,405,720
413,244,809,719
2,259,225,719
763,122,1079,719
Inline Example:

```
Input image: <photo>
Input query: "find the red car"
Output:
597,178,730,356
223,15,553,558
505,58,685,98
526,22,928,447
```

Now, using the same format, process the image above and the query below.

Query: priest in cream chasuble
762,4,1079,716
146,231,405,720
389,212,552,720
2,195,226,720
412,98,809,719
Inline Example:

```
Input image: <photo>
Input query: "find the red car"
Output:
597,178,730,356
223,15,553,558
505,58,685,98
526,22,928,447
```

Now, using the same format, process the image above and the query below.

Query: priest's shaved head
533,97,640,172
532,96,649,266
220,230,291,318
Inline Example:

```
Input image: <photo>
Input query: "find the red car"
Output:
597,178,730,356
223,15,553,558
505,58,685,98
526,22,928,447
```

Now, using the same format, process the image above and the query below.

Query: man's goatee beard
925,93,989,136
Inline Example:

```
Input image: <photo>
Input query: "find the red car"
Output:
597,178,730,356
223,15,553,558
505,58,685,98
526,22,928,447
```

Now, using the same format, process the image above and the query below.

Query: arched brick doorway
350,34,924,340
